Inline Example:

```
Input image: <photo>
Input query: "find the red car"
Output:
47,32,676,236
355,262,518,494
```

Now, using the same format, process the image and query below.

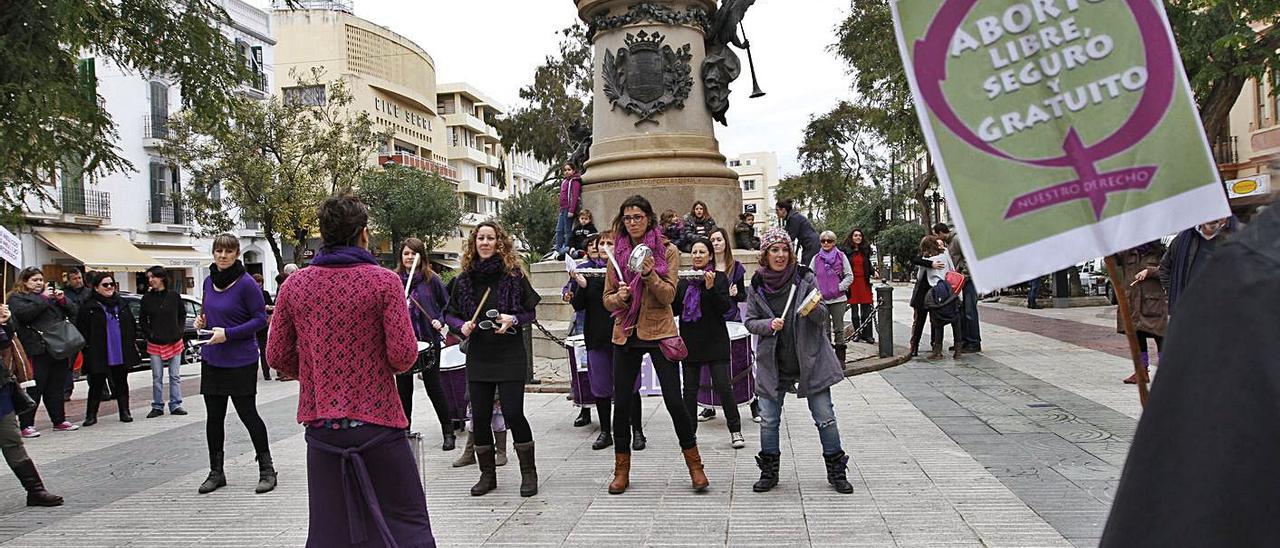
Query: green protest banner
892,0,1230,292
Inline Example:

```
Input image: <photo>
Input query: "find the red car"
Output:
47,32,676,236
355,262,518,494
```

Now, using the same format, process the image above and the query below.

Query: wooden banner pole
1104,256,1149,407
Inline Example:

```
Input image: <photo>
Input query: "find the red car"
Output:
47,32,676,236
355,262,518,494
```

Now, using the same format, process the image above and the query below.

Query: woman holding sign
445,221,541,498
604,195,707,495
745,228,853,494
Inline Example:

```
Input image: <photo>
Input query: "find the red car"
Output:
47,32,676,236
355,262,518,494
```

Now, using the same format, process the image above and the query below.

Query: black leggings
204,394,270,456
596,392,642,435
86,366,130,408
613,345,696,453
468,380,531,447
20,354,69,428
909,307,932,349
1136,331,1164,354
396,364,451,431
849,303,874,339
682,360,741,434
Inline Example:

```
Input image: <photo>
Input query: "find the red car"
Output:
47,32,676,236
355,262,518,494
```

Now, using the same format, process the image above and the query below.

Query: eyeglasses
622,215,647,224
98,282,117,288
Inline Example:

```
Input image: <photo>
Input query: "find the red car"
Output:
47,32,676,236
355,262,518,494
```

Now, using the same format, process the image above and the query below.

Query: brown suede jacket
603,242,680,345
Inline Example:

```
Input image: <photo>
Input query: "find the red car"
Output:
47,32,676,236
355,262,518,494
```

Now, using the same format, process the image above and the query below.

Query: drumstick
604,247,626,283
468,288,491,325
781,284,798,319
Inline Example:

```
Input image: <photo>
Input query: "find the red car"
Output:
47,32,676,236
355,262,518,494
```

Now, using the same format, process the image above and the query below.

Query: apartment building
729,152,780,231
17,0,278,297
1215,70,1278,221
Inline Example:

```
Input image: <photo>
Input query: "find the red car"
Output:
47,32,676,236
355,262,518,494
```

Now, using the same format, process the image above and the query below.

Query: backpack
924,280,960,322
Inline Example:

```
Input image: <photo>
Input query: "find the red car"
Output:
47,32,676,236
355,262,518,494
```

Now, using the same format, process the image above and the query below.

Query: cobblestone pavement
0,287,1145,546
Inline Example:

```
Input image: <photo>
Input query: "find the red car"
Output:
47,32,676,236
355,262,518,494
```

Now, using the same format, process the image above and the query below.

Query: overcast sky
250,0,853,176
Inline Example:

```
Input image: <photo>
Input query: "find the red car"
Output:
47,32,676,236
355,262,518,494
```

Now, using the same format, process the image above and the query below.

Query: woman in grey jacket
745,228,853,494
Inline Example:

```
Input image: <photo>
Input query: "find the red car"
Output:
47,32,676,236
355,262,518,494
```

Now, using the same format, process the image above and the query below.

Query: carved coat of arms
602,30,693,126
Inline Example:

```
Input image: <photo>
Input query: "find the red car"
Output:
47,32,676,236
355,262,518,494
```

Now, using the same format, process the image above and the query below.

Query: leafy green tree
877,221,926,270
499,188,559,259
0,0,255,217
360,164,462,256
162,71,391,270
493,23,593,185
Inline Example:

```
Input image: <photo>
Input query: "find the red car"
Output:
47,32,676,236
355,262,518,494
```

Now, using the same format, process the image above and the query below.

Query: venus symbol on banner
912,0,1174,221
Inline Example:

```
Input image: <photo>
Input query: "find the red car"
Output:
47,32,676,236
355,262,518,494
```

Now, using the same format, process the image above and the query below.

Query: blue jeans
757,385,842,456
150,353,183,411
1027,278,1042,305
553,209,572,254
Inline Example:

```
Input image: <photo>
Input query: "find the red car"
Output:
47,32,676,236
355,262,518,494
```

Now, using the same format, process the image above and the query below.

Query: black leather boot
198,451,226,494
824,451,854,494
514,441,538,497
12,459,62,506
117,392,133,423
83,396,100,427
753,452,780,493
255,451,277,494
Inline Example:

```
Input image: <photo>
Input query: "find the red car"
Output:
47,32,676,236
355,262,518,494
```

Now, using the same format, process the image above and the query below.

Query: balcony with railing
142,115,169,147
378,151,458,180
148,195,188,226
60,188,111,220
1212,136,1238,165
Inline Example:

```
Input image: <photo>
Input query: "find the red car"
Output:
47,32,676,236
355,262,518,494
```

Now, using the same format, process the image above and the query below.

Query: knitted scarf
814,247,845,300
756,262,796,296
681,262,715,323
456,257,525,319
209,260,247,291
611,228,669,332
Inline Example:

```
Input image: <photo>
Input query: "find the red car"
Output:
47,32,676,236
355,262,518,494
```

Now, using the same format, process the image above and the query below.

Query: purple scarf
814,247,845,300
756,262,796,296
611,229,670,332
681,263,715,323
311,245,379,266
456,257,525,320
94,293,124,366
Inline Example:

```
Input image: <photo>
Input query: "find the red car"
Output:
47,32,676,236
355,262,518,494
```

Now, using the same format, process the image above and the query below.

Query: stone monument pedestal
575,0,742,223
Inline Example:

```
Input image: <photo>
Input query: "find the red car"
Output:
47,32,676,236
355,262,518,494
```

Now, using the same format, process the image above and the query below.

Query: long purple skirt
306,425,435,548
438,367,469,423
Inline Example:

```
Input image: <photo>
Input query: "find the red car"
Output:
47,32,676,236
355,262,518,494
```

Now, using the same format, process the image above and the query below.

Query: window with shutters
148,81,169,139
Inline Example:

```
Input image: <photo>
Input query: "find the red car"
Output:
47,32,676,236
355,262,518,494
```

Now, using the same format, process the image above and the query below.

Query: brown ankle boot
682,446,709,492
608,453,631,495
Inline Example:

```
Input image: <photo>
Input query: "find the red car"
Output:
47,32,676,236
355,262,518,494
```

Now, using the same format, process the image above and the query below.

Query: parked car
118,292,203,369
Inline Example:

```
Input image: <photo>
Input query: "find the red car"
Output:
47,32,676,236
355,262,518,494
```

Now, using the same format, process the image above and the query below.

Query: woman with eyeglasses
810,230,854,364
194,233,274,495
604,195,707,495
75,273,138,426
7,267,79,437
445,221,541,497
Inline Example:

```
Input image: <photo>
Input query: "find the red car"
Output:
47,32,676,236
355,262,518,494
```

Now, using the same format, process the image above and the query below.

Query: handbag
34,319,86,360
2,337,32,385
945,271,966,295
659,336,688,362
9,383,35,416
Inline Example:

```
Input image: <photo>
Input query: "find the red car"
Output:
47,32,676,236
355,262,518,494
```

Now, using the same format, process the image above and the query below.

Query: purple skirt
305,425,435,547
697,336,755,407
438,368,469,423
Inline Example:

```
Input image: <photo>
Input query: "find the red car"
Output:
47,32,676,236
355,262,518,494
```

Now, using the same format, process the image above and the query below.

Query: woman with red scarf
604,195,707,495
445,221,542,498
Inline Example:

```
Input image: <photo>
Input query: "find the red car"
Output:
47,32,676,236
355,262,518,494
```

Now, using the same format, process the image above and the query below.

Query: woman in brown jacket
604,195,707,495
1113,241,1168,384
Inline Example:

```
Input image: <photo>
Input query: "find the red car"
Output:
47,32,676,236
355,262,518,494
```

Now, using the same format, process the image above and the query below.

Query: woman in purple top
76,272,139,427
194,233,274,496
395,237,456,451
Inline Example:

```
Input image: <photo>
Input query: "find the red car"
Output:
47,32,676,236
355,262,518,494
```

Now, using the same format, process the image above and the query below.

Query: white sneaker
730,432,745,449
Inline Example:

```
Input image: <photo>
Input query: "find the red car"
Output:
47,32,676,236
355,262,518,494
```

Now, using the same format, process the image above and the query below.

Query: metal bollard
876,284,894,358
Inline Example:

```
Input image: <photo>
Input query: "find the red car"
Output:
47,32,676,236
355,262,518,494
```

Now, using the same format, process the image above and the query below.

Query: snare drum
437,344,469,423
697,322,755,407
565,335,593,408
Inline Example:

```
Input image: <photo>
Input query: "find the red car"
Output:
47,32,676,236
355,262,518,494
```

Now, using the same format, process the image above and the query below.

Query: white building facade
16,0,278,297
728,151,781,231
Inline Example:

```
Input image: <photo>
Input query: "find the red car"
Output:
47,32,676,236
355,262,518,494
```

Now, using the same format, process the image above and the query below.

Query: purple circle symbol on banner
912,0,1177,220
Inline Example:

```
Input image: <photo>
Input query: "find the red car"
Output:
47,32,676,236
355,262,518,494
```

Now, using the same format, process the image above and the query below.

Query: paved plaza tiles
0,290,1145,547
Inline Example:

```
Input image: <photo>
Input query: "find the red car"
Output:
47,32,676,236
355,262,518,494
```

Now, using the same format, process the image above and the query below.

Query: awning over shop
137,245,208,269
35,230,158,272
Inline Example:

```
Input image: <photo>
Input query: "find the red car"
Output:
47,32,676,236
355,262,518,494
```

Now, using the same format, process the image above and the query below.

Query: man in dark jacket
61,268,92,401
776,199,821,265
138,266,187,418
1157,217,1236,316
1101,203,1278,547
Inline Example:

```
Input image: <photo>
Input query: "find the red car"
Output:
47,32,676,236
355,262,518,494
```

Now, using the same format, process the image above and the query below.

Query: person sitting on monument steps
745,228,854,495
604,195,708,495
679,201,718,252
